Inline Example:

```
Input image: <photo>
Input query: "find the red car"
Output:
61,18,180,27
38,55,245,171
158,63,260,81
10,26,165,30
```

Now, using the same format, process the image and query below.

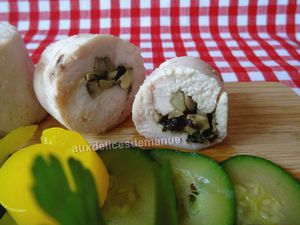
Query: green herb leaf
0,212,17,225
32,154,105,225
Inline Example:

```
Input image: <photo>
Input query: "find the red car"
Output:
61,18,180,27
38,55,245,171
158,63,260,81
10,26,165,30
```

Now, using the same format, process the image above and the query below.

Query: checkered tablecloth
1,0,300,94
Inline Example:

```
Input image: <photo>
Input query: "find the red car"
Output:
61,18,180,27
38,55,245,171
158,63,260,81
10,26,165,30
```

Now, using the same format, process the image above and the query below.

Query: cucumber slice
98,147,177,225
150,149,235,225
222,155,300,225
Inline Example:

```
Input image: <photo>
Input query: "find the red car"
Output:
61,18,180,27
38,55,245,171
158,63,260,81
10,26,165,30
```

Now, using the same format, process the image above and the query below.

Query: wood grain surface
35,82,300,181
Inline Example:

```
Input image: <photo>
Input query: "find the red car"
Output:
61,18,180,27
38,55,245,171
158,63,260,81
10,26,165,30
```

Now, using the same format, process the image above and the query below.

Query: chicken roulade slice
34,34,145,134
132,56,228,150
0,23,46,137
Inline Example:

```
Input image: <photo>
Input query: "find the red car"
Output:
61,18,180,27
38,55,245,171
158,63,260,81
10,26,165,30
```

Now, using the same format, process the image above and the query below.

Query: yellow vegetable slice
0,128,109,225
41,127,89,151
0,125,38,166
0,144,65,225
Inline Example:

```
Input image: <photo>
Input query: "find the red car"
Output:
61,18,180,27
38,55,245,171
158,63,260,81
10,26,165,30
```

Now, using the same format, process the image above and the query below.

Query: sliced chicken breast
34,34,145,134
132,56,228,150
0,23,46,137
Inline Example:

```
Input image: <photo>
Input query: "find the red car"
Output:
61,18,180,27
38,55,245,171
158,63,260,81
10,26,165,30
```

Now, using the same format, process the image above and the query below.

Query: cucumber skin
150,148,236,225
151,157,178,225
221,155,300,187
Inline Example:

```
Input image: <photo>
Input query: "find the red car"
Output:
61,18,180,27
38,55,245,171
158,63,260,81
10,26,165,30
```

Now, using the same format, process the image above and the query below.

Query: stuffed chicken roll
34,34,145,134
0,23,46,137
132,56,228,150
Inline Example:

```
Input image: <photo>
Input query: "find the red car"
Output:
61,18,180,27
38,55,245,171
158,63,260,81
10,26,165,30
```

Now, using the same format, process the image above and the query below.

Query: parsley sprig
32,155,105,225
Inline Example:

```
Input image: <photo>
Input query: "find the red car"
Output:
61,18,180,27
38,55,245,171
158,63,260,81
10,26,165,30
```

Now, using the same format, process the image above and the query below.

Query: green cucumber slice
222,155,300,225
98,147,177,225
150,149,235,225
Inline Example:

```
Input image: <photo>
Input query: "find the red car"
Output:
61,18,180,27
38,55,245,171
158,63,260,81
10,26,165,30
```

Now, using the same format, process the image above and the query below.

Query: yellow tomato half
0,128,109,225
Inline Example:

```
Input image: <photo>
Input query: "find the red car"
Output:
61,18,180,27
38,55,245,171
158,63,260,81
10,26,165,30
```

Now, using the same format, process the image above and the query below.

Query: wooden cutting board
36,82,300,181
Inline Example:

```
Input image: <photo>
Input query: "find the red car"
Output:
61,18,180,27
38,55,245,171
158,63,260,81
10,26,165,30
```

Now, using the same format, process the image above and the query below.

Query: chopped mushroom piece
84,57,133,97
184,95,196,112
156,91,217,144
170,91,186,113
119,70,133,90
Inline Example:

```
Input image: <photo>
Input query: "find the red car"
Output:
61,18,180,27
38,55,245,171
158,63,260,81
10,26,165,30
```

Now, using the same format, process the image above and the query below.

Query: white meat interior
132,56,228,150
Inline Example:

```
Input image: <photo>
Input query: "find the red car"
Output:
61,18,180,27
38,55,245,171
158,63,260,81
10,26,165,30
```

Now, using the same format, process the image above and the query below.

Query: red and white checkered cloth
1,0,300,94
